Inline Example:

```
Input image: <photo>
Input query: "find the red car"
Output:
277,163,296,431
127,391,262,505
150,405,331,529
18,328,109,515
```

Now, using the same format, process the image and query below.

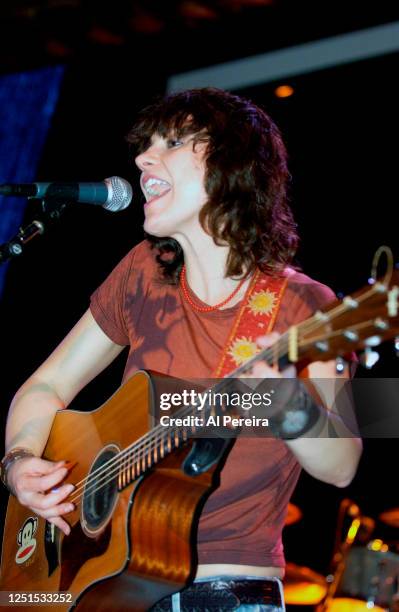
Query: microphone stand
0,198,67,265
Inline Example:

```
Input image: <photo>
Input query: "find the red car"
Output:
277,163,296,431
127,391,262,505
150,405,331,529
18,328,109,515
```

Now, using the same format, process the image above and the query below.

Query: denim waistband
150,575,285,612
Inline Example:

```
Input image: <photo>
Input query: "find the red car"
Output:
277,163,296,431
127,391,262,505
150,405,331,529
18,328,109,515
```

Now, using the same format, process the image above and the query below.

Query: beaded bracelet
0,447,35,491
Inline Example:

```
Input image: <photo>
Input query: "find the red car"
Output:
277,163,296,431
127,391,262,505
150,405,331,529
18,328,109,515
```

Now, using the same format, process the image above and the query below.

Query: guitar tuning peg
359,347,380,369
335,357,347,374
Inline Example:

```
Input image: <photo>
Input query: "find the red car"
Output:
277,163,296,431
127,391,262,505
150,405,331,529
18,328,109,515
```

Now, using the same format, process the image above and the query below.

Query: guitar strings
68,301,386,507
68,329,295,504
68,279,388,505
67,279,389,504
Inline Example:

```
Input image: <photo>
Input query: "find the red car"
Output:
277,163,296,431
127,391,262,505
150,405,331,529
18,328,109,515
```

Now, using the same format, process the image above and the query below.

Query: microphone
0,176,132,212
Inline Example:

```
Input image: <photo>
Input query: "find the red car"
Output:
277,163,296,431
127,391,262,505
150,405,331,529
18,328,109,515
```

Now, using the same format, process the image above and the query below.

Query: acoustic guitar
1,267,398,611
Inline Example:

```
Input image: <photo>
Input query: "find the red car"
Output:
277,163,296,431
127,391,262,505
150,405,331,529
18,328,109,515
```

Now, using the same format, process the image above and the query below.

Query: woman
1,87,361,611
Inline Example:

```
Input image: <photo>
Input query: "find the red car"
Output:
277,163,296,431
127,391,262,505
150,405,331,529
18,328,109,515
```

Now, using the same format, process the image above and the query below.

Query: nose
135,144,160,171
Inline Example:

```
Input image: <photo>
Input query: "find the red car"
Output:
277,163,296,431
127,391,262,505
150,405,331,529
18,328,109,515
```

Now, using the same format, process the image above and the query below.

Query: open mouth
141,175,172,202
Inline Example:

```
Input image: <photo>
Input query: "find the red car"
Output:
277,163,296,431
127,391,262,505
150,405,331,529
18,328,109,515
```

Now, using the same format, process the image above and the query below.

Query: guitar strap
214,269,289,377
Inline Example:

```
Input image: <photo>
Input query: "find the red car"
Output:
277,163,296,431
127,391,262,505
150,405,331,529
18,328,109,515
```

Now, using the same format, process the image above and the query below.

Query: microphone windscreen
104,176,132,212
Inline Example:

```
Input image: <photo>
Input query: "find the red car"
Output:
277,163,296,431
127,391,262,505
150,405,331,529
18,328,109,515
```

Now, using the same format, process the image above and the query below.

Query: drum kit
284,501,399,611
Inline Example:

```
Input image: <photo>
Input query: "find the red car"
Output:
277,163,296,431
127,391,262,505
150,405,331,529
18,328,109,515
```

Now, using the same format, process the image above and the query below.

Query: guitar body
0,370,231,611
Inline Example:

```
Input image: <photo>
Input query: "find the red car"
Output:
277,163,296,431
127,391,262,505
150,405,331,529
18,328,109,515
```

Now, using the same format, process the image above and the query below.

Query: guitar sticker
15,517,38,565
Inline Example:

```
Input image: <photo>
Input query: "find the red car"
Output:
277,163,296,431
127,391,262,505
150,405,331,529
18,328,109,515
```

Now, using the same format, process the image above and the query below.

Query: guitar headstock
295,270,399,365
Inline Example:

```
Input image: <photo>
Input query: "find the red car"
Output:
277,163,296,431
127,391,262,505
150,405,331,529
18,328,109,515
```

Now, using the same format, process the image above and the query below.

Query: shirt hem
198,549,285,568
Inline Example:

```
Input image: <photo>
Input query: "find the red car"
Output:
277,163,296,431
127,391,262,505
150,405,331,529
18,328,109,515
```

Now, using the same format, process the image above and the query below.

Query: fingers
8,456,67,492
26,457,67,474
250,361,280,378
256,331,280,349
9,457,76,536
24,465,70,493
46,516,72,536
22,485,75,536
32,495,75,518
248,332,282,377
31,495,75,518
21,482,75,517
32,483,75,509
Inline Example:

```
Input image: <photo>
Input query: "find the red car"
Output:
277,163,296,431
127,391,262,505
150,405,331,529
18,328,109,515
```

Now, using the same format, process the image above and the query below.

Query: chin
143,218,173,238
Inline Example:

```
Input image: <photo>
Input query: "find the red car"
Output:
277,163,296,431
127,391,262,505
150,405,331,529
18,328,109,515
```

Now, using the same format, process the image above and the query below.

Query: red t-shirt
90,240,335,567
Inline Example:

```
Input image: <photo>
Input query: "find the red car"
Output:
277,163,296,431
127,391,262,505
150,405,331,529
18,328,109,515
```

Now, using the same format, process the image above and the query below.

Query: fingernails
51,483,74,494
55,460,74,470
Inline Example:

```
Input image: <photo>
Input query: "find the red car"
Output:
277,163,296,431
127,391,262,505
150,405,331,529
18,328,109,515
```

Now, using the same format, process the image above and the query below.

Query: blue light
0,65,65,298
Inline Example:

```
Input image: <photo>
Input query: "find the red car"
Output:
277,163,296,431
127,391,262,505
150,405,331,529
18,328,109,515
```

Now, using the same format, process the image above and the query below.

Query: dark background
0,0,398,598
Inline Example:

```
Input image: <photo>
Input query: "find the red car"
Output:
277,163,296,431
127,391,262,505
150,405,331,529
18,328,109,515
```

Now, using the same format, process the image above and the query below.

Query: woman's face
135,132,208,239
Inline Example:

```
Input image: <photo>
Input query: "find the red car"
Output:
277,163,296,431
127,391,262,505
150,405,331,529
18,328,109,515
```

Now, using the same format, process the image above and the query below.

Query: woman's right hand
6,457,75,535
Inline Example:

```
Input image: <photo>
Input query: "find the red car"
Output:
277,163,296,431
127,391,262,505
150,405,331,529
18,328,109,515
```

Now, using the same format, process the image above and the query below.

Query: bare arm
253,334,362,488
4,308,125,533
284,359,362,487
6,309,124,454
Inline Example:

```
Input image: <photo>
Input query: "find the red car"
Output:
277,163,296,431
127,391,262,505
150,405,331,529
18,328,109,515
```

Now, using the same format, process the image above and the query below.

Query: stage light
274,85,294,98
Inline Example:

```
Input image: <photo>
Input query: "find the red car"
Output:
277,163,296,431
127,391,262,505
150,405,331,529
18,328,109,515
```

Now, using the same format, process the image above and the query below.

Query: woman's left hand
248,332,296,379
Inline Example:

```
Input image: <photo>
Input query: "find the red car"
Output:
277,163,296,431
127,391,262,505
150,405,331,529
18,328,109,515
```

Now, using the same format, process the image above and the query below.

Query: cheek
180,181,206,203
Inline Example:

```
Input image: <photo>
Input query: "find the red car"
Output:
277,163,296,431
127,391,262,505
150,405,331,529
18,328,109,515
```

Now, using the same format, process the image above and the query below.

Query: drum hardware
319,518,363,611
319,500,399,612
317,499,372,612
330,500,361,569
322,541,399,612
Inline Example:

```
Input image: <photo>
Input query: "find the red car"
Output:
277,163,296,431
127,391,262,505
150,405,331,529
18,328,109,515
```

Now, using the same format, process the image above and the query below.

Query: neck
173,232,249,307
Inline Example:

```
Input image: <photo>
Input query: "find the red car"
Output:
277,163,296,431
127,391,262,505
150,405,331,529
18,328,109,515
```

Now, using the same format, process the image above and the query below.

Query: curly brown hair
127,87,298,283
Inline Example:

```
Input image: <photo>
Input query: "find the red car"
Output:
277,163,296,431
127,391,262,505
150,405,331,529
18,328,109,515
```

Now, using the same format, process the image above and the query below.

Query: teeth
145,178,170,187
143,177,171,198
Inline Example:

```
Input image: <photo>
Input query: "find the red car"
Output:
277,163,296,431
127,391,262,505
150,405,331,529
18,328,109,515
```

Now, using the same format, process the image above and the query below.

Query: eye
167,138,184,148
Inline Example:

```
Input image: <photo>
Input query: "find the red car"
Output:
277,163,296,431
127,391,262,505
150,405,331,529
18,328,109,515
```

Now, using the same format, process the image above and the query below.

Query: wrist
269,380,325,440
0,447,36,492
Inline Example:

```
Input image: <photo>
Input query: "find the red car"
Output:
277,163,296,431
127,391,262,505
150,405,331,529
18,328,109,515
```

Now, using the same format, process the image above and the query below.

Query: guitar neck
98,272,399,493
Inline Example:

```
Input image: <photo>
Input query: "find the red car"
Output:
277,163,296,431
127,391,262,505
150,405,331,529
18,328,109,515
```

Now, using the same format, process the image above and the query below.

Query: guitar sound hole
82,445,119,535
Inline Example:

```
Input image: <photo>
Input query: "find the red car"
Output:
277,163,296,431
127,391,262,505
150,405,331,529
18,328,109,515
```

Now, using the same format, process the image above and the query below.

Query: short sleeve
90,248,136,346
282,272,358,371
276,271,336,334
291,278,336,325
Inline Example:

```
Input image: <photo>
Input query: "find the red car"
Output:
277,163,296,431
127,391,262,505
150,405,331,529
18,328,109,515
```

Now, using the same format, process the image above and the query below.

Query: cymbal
379,508,399,528
284,563,327,605
285,503,302,526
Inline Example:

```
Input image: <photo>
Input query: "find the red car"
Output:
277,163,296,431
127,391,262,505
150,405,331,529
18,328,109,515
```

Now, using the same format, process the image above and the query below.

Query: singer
1,88,362,610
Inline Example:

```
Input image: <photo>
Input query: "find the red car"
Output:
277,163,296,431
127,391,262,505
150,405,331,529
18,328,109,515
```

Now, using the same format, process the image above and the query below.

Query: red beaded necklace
179,264,247,313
